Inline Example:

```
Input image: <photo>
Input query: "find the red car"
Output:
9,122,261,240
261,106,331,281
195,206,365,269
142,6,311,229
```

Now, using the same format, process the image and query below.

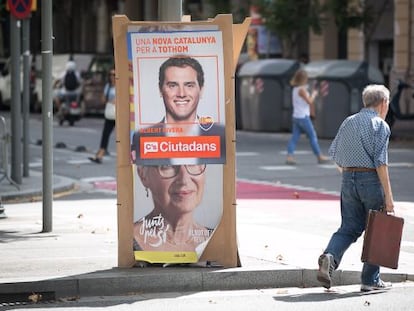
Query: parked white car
0,54,93,112
0,57,40,112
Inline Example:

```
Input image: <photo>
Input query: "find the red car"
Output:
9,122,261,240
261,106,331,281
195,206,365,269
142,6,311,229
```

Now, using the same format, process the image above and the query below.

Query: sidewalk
0,170,76,204
1,172,414,302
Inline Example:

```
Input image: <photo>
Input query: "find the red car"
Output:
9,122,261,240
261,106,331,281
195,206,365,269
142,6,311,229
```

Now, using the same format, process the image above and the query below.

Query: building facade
1,0,412,114
309,0,414,114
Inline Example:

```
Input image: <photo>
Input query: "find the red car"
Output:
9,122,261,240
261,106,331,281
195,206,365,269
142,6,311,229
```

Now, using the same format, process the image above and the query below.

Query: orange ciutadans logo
140,135,221,159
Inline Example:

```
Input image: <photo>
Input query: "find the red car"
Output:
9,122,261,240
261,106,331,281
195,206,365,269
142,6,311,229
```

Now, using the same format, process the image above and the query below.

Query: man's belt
342,167,376,172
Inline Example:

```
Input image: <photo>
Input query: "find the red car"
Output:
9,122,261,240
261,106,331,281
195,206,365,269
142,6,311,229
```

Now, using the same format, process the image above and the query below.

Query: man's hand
384,197,395,213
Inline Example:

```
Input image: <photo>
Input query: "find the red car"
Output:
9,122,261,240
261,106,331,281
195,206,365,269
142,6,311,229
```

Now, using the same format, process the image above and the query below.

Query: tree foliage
325,0,373,32
207,0,232,14
255,0,372,58
206,0,249,23
255,0,324,57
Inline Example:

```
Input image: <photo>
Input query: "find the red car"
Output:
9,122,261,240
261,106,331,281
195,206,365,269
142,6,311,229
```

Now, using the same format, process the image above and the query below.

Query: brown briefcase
361,210,404,269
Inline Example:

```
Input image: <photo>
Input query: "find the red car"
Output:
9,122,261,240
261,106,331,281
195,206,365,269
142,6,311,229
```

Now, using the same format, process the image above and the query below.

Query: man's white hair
362,84,390,108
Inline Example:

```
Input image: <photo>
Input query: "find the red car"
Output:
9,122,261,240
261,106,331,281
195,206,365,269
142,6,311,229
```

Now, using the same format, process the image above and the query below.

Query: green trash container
237,59,300,132
305,60,384,138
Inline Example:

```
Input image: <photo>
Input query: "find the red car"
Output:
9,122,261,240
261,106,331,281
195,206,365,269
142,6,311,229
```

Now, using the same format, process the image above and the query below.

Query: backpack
64,70,80,91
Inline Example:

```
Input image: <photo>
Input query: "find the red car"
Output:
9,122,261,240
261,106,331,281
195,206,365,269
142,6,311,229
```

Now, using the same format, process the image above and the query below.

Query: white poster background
129,31,225,129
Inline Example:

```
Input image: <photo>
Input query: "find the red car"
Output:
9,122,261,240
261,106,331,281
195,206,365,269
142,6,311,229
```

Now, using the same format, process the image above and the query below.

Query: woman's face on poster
139,165,206,215
160,66,203,122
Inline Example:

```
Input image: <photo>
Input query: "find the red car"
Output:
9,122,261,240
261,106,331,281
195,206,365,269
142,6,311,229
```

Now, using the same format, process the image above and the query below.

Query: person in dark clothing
89,69,116,164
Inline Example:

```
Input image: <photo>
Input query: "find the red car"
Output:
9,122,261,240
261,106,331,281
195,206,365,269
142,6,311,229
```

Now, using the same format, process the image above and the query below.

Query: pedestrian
317,84,394,292
53,58,82,116
88,69,116,164
286,69,329,165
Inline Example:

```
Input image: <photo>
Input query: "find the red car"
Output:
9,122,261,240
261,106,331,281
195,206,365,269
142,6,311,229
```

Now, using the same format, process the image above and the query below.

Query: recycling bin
305,60,384,138
237,59,301,132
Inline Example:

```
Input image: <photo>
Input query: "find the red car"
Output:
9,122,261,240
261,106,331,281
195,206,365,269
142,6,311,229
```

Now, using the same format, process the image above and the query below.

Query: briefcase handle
379,206,395,216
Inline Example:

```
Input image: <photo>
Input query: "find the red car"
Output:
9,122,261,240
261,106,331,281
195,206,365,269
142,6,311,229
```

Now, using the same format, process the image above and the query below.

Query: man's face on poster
160,65,203,123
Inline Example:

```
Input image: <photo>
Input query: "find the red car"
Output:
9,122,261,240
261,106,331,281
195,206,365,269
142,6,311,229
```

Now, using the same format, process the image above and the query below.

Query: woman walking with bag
89,69,116,164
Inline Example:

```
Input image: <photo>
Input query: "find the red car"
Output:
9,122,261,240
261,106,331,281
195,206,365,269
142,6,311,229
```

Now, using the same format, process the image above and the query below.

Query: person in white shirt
53,59,82,115
286,69,329,165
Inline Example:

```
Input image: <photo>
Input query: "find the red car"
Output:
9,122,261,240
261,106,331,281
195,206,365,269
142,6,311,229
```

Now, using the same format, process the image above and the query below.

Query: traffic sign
7,0,33,19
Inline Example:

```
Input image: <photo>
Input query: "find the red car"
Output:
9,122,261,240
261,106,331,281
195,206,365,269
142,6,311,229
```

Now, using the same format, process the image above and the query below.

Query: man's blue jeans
324,171,384,285
287,116,321,156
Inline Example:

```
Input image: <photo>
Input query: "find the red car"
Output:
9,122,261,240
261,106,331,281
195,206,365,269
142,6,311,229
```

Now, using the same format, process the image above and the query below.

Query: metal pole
22,18,31,178
158,0,182,21
42,0,53,232
10,16,22,184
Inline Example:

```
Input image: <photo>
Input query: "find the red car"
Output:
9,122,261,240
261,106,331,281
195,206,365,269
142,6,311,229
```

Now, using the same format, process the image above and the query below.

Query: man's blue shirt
328,108,391,168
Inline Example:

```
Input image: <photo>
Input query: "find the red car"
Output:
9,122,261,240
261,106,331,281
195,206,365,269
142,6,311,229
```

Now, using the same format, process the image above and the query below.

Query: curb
0,175,76,204
1,268,413,302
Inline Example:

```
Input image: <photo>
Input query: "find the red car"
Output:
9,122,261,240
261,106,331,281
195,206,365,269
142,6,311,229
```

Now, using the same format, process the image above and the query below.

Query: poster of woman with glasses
132,163,223,263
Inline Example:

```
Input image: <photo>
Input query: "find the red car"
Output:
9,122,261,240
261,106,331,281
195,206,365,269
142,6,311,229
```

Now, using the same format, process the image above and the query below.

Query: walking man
317,84,395,292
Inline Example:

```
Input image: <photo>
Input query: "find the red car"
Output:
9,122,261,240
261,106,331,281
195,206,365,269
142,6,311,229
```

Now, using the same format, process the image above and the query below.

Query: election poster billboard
113,14,250,268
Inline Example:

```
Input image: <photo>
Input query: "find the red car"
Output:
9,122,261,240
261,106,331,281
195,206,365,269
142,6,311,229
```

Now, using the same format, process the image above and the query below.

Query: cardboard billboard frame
112,14,250,268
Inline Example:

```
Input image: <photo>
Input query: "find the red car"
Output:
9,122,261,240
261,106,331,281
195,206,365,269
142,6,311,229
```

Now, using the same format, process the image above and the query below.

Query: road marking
319,164,337,169
67,159,94,165
260,164,338,171
236,152,259,156
279,150,312,155
260,165,296,171
80,176,117,193
92,180,117,191
237,179,340,199
389,162,414,168
29,162,42,168
81,176,116,183
389,148,413,153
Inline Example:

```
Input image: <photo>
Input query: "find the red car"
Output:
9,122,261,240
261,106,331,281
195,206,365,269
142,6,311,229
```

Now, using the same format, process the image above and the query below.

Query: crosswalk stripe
67,159,94,165
81,176,116,183
260,166,296,171
388,162,414,168
236,152,259,156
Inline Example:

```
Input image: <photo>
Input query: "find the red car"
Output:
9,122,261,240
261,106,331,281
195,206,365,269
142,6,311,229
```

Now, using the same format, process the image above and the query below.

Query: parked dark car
81,54,114,115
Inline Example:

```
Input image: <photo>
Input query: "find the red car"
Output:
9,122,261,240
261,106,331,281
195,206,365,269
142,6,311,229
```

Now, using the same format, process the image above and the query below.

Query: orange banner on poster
139,135,221,159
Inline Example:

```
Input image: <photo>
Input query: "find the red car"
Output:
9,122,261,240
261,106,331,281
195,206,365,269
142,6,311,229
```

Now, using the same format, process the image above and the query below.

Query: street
3,113,413,271
6,112,414,202
24,114,118,200
1,0,414,308
1,112,414,309
3,282,414,310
